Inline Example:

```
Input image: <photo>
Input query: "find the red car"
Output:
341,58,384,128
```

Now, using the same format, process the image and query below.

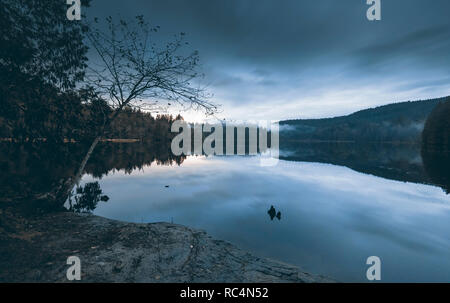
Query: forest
0,0,194,145
279,97,448,143
422,97,450,152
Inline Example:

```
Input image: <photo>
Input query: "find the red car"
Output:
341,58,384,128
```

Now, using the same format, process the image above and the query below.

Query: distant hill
280,97,448,143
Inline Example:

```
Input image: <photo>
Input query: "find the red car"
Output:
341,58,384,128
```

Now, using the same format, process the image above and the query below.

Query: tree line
0,1,190,144
279,98,445,143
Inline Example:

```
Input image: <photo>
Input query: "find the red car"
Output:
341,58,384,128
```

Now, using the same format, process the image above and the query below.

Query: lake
2,141,449,282
63,142,450,282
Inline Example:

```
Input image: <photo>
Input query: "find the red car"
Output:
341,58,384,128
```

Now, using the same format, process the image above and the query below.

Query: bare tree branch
85,15,218,122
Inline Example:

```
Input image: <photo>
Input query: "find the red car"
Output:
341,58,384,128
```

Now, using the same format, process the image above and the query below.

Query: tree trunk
39,108,123,208
51,136,101,206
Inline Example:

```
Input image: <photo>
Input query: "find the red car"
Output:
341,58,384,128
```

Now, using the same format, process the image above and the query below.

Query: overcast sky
86,0,450,121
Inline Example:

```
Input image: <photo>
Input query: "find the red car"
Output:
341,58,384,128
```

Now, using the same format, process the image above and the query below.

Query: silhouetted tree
53,15,218,205
68,181,109,213
422,97,450,152
0,0,91,90
0,2,218,207
0,0,92,143
86,15,216,116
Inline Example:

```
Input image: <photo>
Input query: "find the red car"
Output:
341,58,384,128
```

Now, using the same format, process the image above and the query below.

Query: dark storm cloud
355,25,450,69
86,0,450,120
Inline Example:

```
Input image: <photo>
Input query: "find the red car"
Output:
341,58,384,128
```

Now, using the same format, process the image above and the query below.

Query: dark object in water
267,205,276,220
267,205,282,221
165,185,169,188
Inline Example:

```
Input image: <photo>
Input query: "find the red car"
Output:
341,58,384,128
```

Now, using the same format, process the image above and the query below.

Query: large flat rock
0,210,333,282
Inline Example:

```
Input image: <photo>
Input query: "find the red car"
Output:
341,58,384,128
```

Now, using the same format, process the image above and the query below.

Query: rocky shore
0,208,333,282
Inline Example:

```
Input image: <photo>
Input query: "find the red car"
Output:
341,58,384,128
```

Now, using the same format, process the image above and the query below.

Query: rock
0,210,334,282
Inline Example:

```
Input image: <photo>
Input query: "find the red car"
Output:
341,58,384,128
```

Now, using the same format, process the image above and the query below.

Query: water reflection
1,141,450,282
1,140,449,205
88,155,450,282
267,205,281,221
0,141,185,205
280,142,430,185
280,141,450,195
67,181,109,213
422,149,450,194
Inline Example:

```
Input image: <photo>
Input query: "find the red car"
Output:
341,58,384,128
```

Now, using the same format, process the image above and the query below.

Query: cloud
86,0,450,121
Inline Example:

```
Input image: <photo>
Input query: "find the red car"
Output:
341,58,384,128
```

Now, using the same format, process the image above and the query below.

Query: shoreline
0,208,333,282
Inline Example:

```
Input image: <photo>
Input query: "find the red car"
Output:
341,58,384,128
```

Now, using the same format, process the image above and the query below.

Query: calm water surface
79,154,450,282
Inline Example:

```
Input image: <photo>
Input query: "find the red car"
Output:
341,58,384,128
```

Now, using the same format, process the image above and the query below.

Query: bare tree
51,15,217,204
87,15,216,115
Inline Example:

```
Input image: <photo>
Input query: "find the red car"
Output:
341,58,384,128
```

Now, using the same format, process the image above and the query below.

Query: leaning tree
53,15,218,203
